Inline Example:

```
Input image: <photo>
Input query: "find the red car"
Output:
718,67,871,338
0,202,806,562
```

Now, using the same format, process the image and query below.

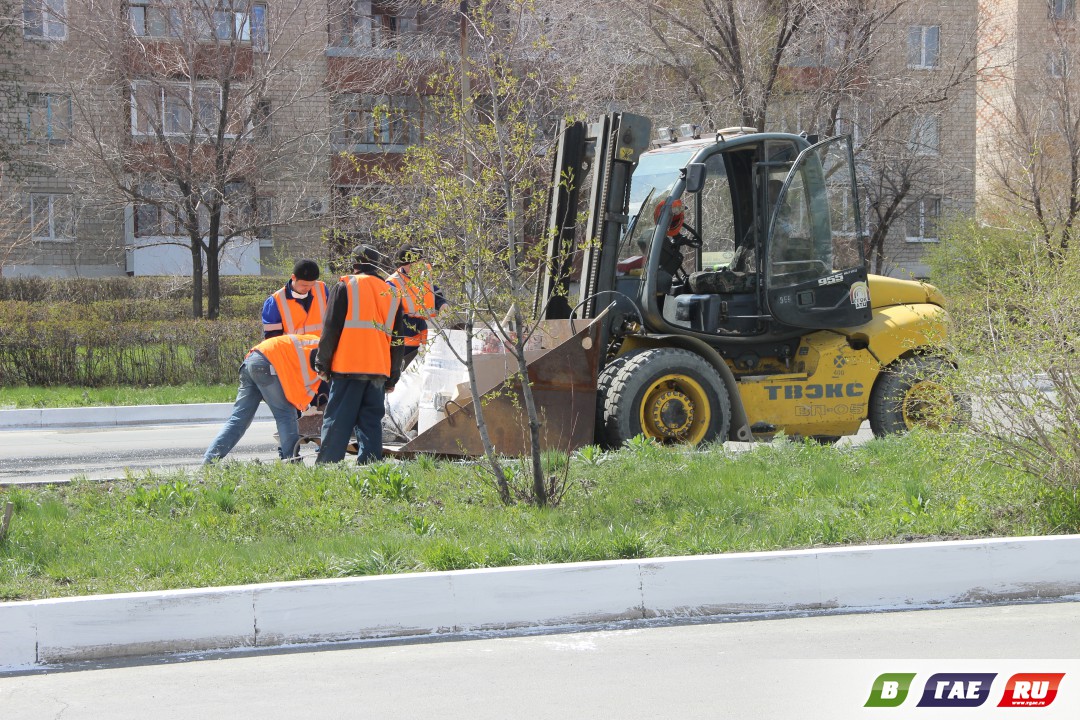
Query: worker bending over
204,333,322,463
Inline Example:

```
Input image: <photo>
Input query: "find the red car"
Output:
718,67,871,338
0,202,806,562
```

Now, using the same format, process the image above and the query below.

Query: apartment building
2,1,1064,280
976,0,1078,217
2,0,454,278
771,0,979,279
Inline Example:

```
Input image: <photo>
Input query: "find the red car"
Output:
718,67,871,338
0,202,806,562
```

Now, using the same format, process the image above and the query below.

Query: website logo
917,673,997,707
865,673,917,707
997,673,1066,708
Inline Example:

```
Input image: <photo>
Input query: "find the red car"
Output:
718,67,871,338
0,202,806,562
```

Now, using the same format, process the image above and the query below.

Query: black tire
595,352,642,450
869,356,968,437
601,348,731,447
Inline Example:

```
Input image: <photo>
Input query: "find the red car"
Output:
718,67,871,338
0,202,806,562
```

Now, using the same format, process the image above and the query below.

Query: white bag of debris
382,358,423,442
417,330,469,433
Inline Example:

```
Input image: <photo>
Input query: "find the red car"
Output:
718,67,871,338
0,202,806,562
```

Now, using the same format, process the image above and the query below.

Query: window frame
908,115,940,156
1049,50,1069,78
1051,0,1076,20
330,92,422,150
29,192,76,242
128,0,267,45
330,0,418,50
26,92,72,143
905,196,941,243
131,80,251,139
907,25,940,70
23,0,66,40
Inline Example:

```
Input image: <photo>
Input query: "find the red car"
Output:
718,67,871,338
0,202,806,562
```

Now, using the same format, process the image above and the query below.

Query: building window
255,196,272,245
252,98,271,141
908,115,939,155
331,93,421,148
907,25,939,69
129,0,267,44
23,0,65,39
330,0,417,49
249,3,267,50
1051,0,1075,20
26,93,72,142
134,182,259,237
132,81,249,137
1049,51,1069,78
30,193,75,241
905,197,941,243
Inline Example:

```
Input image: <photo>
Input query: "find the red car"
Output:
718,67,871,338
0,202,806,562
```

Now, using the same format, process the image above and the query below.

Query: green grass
0,383,238,408
0,431,1072,601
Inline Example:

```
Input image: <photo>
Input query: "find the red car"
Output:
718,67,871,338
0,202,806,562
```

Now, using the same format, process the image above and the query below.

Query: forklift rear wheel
601,348,730,447
869,356,968,437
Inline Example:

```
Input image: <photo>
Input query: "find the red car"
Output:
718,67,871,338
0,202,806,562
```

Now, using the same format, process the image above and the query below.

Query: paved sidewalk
3,534,1078,671
0,403,271,430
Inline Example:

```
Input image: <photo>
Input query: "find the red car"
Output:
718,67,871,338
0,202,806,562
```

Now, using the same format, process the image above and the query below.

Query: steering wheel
672,222,702,249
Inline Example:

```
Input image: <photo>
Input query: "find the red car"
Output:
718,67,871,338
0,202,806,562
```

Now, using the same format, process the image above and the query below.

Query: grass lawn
0,383,238,408
0,431,1075,601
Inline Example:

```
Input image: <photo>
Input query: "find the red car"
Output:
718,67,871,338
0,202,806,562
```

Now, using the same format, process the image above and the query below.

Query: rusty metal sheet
395,318,603,457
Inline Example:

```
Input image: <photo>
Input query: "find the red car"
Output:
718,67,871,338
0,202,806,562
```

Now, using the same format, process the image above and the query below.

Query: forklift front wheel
601,348,731,447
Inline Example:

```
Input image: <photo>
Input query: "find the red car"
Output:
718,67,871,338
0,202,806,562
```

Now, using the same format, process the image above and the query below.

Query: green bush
0,276,283,303
0,276,283,387
0,318,259,386
926,221,1080,488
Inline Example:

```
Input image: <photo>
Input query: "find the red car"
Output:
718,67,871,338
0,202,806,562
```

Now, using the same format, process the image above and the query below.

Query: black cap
292,258,320,281
396,246,424,266
352,244,385,266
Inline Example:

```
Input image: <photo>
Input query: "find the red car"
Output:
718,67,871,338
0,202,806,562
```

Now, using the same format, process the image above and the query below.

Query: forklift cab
627,133,872,337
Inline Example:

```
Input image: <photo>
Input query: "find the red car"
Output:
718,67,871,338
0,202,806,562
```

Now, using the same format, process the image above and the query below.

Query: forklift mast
538,113,652,322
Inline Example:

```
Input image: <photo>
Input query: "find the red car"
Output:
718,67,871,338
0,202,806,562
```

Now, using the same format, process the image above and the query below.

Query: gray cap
351,244,385,266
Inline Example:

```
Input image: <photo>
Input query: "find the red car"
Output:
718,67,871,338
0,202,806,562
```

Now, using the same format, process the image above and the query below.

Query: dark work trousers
315,375,386,464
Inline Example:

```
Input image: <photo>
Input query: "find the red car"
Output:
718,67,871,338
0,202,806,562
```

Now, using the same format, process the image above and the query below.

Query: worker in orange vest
204,334,322,463
314,244,406,464
386,245,447,372
261,259,329,338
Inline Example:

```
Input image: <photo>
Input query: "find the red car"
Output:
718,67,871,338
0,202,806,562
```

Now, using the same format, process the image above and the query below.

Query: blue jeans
315,375,385,465
203,352,300,463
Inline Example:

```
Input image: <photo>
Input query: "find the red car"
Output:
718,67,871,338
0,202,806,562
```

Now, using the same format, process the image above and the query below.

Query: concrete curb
2,534,1078,670
0,403,271,430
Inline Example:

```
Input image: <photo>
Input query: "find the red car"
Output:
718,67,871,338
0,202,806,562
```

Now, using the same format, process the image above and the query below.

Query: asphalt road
0,421,283,485
2,601,1077,719
0,418,875,485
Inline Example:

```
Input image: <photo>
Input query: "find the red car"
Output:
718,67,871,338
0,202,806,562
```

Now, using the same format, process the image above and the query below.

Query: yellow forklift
398,113,962,456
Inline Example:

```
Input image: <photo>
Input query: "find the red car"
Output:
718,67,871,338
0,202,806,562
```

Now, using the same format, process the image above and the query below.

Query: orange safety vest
387,263,436,347
329,274,399,376
270,281,327,336
248,334,321,411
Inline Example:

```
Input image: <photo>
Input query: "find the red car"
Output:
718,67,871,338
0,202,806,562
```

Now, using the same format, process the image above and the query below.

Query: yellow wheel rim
901,379,957,430
639,373,711,444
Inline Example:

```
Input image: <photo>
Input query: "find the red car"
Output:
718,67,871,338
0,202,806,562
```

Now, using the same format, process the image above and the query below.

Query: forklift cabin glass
765,135,871,329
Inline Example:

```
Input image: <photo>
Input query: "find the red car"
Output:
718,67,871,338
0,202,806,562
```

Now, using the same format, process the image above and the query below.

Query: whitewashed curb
0,403,271,430
2,535,1078,670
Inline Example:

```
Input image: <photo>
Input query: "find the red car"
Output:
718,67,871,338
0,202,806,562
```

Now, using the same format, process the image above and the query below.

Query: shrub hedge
0,276,282,303
0,277,275,386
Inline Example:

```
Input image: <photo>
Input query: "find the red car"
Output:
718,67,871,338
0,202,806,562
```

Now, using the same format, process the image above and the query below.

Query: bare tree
614,0,811,130
35,0,331,317
981,2,1080,262
606,0,984,275
359,0,580,506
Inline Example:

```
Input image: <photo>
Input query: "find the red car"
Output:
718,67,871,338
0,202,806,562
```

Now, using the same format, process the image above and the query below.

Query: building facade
2,0,454,279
